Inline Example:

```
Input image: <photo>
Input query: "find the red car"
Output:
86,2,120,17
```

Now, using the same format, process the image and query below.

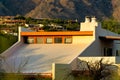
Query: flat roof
99,36,120,40
4,44,88,73
21,31,93,36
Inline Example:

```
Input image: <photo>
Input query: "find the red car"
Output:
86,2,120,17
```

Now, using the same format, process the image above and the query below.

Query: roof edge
21,31,93,36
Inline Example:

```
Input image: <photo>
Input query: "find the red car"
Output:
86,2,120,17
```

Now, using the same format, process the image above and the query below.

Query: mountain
0,0,120,21
0,0,36,15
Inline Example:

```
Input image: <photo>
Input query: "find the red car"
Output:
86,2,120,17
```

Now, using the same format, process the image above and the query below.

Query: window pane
116,50,120,56
46,38,53,44
27,37,34,44
54,38,62,43
64,38,72,44
104,48,112,56
37,37,44,44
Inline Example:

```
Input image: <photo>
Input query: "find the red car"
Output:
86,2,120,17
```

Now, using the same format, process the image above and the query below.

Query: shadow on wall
79,40,99,56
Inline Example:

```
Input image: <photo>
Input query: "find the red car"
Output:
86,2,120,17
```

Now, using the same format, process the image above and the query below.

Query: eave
21,31,93,36
99,36,120,40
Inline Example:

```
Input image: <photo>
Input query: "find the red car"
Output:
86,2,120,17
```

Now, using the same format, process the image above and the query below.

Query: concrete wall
116,56,120,64
1,41,23,58
113,40,120,56
78,57,116,64
79,17,102,56
52,63,73,80
69,58,78,70
79,17,120,56
1,27,31,57
1,27,23,58
70,57,117,72
52,57,118,80
72,36,94,44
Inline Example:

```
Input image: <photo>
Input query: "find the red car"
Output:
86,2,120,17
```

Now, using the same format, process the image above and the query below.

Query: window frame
54,37,63,44
27,37,35,44
46,37,53,44
64,37,72,44
36,37,44,44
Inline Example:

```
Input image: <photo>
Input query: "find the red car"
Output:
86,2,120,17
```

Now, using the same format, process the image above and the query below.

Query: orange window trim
27,36,72,44
21,31,93,36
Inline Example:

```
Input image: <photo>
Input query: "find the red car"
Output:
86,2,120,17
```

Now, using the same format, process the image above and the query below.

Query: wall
116,56,120,64
52,63,73,80
78,27,103,56
72,36,94,44
1,41,23,58
79,18,102,56
113,40,120,56
79,18,120,56
1,27,23,57
52,57,118,80
69,58,78,70
78,57,116,64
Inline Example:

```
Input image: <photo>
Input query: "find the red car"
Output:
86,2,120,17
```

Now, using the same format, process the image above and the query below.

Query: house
3,20,26,26
1,17,120,80
0,16,25,26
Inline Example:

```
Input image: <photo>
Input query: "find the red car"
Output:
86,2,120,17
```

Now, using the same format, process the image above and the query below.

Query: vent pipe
85,16,90,23
91,17,96,22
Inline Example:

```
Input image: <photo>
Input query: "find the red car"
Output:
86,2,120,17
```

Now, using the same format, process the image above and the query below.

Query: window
24,36,28,44
116,50,120,56
64,38,72,44
27,37,34,44
37,37,44,44
104,48,112,56
46,38,53,44
54,37,62,43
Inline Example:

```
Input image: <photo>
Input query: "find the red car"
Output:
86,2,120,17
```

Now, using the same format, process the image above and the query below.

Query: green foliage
25,18,79,31
2,74,24,80
0,73,52,80
14,15,26,20
0,33,17,53
64,22,79,31
74,75,92,80
102,18,120,34
68,59,118,80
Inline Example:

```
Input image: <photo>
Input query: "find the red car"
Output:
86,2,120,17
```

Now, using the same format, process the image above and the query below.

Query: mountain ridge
0,0,120,21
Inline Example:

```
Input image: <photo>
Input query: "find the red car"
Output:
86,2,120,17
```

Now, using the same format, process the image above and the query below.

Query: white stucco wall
52,63,72,80
80,22,98,32
79,17,120,56
78,57,116,64
113,40,120,56
79,19,102,56
72,36,94,44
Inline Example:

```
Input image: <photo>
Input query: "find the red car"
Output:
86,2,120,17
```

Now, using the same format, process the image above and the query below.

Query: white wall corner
52,63,55,80
18,27,21,42
80,17,100,32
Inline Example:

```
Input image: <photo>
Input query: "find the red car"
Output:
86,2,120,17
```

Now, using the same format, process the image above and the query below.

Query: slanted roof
21,31,93,36
99,36,120,40
4,43,89,73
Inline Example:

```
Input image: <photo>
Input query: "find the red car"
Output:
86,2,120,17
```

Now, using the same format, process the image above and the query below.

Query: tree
14,15,25,20
69,58,118,80
102,18,120,34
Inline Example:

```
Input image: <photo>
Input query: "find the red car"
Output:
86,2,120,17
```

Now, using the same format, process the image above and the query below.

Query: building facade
1,17,120,79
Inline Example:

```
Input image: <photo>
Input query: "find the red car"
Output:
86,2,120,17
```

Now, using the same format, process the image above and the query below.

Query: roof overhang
21,31,93,36
99,36,120,40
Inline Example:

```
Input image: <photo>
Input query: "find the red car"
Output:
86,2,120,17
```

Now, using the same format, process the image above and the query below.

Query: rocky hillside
0,0,120,21
0,0,36,15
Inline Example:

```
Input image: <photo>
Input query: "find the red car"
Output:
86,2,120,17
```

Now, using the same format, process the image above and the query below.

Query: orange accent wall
21,31,93,36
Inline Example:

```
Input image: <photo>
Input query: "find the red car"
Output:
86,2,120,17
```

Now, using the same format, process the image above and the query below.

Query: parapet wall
1,41,23,58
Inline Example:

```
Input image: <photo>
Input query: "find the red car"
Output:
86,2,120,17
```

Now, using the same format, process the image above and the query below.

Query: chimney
91,17,96,22
80,16,99,31
85,16,90,23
